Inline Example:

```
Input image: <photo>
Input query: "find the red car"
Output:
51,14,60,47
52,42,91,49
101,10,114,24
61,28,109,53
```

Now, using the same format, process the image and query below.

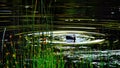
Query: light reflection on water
25,31,105,45
24,30,120,68
54,45,120,68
